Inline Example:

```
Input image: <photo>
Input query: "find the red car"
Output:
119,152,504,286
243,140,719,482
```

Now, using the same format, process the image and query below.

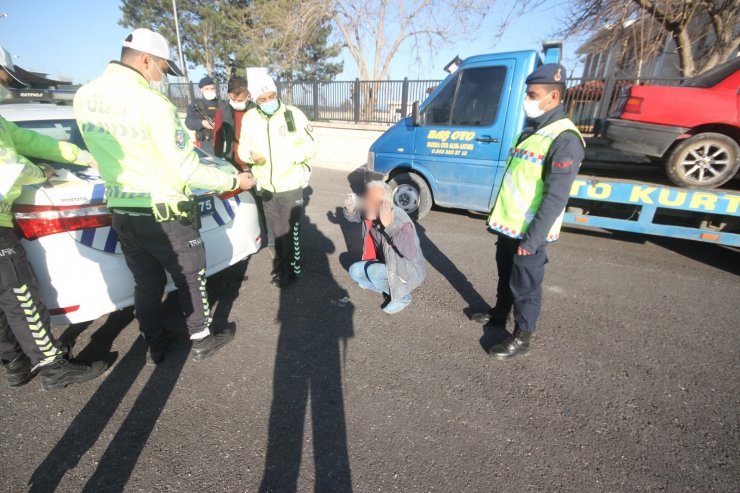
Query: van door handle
476,136,500,143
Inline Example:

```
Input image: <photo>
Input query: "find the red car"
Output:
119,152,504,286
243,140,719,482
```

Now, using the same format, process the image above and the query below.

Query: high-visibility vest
488,118,584,242
237,102,316,193
74,62,238,215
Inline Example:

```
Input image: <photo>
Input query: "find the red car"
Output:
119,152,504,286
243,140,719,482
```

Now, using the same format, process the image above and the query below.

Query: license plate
198,196,216,216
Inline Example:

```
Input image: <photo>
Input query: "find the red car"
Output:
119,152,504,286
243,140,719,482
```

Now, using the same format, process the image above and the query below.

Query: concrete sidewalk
311,123,383,171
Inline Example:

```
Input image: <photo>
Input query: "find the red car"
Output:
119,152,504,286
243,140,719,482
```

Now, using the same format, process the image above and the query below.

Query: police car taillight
12,204,112,240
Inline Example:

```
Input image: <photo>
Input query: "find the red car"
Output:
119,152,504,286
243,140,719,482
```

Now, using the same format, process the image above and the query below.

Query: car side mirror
411,101,421,127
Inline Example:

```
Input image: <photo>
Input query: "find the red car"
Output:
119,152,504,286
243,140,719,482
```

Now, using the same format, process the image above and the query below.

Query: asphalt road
1,167,738,493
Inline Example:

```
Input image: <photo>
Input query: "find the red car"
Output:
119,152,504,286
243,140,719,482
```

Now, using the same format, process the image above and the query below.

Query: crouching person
344,181,425,314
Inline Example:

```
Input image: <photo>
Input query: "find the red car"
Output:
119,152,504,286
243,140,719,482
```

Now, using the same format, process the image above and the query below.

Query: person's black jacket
185,98,219,143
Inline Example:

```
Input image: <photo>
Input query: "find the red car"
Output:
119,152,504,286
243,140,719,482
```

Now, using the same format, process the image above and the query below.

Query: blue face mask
259,99,279,115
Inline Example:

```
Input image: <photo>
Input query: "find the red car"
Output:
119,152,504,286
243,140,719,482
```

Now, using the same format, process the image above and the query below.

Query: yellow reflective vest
237,102,316,193
74,62,239,214
0,116,91,228
488,118,584,242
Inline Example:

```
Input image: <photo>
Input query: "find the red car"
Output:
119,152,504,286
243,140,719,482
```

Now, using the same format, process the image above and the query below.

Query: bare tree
564,0,740,77
331,0,537,120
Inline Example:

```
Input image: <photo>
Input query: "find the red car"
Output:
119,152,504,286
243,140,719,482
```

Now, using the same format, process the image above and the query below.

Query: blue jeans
349,261,389,294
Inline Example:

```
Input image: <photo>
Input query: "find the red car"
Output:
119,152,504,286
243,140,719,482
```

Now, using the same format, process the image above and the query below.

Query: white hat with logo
0,46,27,86
122,28,184,77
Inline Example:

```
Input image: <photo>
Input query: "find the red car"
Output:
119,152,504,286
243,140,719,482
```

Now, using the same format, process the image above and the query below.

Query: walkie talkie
283,109,296,133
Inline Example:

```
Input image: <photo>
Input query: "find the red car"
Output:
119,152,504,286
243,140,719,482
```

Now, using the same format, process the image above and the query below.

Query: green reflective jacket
74,62,239,214
237,102,316,193
0,116,91,228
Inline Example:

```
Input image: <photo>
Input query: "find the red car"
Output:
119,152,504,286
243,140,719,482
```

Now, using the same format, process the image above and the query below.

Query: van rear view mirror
411,101,421,126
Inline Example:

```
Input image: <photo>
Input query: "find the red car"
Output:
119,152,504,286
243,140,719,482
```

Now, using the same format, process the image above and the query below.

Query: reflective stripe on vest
488,118,583,242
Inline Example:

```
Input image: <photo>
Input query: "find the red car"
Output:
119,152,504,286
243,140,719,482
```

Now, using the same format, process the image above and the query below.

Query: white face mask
202,90,217,101
523,92,554,119
229,99,247,111
147,61,169,95
0,84,9,102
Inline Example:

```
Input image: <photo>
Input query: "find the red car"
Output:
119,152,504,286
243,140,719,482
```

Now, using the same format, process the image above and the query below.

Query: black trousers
495,234,548,333
0,228,65,367
112,213,211,340
262,188,304,277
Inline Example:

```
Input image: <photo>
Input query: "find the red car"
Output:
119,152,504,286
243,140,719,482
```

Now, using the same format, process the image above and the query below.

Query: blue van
365,45,563,219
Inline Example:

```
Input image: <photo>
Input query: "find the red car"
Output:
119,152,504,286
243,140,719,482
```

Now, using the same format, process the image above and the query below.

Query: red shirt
213,107,249,170
362,219,378,261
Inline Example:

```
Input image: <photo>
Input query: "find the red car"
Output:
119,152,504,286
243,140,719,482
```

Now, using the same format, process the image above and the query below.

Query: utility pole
171,0,194,103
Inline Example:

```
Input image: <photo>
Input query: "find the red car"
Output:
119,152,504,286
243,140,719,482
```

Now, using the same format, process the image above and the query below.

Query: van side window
450,66,506,126
423,66,507,127
423,72,459,125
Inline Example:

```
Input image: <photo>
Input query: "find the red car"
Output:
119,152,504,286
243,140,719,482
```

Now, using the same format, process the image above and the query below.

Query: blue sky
0,0,584,84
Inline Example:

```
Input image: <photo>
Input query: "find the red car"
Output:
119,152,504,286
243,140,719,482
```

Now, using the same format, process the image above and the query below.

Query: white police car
0,103,261,325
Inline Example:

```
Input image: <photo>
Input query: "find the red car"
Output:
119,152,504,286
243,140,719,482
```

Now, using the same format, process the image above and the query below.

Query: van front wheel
388,172,432,220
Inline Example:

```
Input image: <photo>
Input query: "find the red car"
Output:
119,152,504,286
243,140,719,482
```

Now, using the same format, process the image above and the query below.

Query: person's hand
517,246,532,256
43,164,57,181
202,119,214,130
88,157,99,170
344,194,355,213
238,172,257,190
250,151,266,164
379,199,393,227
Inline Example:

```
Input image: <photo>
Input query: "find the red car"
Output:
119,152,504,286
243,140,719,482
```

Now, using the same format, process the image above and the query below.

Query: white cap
0,46,27,86
247,67,277,98
122,28,184,77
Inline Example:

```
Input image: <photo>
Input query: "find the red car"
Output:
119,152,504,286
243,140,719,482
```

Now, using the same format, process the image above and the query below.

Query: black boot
270,271,298,288
470,306,510,325
39,357,108,391
191,325,235,361
488,328,533,360
4,354,34,387
146,333,174,366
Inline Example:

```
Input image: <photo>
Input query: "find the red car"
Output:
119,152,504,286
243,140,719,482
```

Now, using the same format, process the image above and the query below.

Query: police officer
473,63,585,360
185,76,219,153
74,29,256,364
0,48,108,389
238,71,316,287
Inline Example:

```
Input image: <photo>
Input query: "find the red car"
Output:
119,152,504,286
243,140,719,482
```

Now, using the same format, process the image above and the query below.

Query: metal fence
169,74,686,133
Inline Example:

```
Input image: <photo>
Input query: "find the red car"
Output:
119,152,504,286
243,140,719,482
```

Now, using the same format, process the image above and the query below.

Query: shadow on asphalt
327,206,362,271
260,187,354,492
28,259,251,493
563,225,740,275
414,222,489,317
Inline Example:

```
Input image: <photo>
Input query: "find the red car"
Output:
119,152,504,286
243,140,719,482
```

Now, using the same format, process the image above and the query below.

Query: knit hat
246,68,276,98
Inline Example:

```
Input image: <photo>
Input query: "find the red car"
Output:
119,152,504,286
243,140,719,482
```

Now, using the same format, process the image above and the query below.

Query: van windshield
682,57,740,88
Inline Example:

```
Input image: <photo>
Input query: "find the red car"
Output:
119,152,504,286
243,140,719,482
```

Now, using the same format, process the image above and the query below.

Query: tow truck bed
565,162,740,247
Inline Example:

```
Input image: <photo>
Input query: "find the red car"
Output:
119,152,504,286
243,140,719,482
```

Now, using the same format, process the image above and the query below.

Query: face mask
202,90,217,101
229,99,247,111
0,84,9,103
147,62,169,95
523,92,553,119
259,99,279,115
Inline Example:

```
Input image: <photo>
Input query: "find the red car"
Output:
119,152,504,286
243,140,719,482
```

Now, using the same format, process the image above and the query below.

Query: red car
605,57,739,189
